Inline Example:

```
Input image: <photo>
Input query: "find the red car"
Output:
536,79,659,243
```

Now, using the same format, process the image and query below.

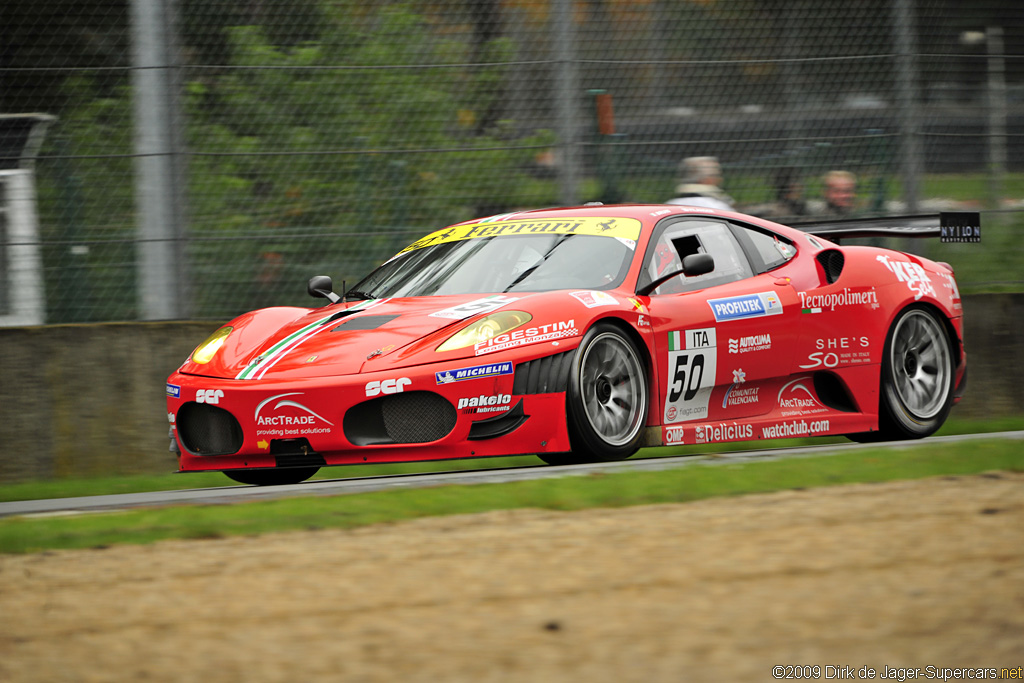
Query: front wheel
852,306,954,442
540,323,648,465
224,467,320,486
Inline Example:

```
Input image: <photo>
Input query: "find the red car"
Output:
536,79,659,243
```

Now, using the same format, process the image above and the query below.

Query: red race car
166,204,967,485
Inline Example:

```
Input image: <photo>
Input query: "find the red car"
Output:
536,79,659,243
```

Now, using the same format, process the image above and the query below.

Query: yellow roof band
399,216,642,254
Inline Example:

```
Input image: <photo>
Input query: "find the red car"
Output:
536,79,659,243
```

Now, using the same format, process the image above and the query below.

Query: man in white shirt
666,156,735,211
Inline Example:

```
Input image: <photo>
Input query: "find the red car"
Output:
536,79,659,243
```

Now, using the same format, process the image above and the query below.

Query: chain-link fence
2,0,1022,324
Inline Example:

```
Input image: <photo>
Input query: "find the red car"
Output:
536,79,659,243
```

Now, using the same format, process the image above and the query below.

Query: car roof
457,204,801,241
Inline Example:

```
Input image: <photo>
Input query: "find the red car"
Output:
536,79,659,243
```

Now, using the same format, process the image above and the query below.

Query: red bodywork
166,205,966,473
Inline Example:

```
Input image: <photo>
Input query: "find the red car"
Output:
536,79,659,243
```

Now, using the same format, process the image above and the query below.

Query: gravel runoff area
1,472,1022,682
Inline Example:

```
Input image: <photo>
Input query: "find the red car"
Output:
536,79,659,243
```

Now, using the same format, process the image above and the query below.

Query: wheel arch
893,300,962,368
561,316,652,460
586,315,654,387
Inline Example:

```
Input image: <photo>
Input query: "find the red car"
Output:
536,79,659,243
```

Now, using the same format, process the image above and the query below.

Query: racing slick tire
849,305,955,443
223,467,320,486
541,323,649,465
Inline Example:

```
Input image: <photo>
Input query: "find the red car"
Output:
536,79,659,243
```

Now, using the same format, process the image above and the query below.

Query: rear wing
788,211,980,243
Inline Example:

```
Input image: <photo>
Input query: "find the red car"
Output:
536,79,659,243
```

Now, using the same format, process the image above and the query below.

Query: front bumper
167,351,575,472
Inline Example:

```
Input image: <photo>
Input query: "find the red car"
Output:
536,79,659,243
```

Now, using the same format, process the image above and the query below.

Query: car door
638,217,800,426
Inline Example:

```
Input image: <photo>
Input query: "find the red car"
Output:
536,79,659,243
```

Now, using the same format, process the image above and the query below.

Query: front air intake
344,391,457,446
177,402,244,456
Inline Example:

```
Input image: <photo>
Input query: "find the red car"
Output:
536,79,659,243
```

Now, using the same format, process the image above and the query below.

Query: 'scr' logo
196,389,224,404
365,378,411,396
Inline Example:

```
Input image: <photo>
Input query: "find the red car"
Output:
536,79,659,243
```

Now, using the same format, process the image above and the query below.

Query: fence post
892,0,923,215
131,0,188,320
986,26,1007,209
553,0,580,207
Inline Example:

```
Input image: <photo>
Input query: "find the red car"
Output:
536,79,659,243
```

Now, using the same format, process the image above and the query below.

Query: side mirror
307,275,341,304
635,253,715,297
682,252,714,277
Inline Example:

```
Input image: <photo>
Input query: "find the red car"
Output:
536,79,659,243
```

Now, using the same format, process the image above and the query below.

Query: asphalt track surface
2,431,1021,519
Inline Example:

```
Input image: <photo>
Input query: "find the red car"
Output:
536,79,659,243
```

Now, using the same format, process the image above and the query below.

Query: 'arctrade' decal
254,392,334,438
707,292,783,322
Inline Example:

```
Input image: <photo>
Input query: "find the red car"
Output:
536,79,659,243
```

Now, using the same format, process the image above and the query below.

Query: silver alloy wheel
578,332,647,446
889,309,951,420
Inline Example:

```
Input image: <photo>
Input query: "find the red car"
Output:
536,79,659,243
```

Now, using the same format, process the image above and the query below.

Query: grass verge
0,436,1020,555
2,416,1021,504
4,413,1019,505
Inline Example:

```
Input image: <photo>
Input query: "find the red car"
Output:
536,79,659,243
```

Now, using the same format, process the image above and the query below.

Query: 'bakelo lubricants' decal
664,328,717,423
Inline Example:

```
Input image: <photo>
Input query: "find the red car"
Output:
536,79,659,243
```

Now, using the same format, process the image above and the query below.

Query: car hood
178,294,539,380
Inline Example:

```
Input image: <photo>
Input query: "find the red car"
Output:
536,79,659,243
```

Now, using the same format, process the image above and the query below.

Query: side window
735,225,796,273
640,219,753,295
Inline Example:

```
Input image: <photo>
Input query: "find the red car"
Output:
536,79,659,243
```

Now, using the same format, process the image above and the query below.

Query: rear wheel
850,306,954,442
224,467,320,486
540,323,648,465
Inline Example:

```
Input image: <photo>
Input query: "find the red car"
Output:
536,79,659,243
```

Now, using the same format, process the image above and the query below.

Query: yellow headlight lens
191,326,233,364
436,311,532,353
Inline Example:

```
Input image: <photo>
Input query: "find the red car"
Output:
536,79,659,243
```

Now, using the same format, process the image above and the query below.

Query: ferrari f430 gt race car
166,205,967,485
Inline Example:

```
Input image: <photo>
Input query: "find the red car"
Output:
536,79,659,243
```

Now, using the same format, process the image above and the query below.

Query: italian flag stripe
236,298,393,380
668,331,682,351
235,313,336,380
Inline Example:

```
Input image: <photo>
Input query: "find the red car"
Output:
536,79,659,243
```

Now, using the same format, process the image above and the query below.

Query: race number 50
669,353,706,403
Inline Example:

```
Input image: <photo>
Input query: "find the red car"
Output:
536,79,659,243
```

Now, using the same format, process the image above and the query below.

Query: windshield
349,233,636,299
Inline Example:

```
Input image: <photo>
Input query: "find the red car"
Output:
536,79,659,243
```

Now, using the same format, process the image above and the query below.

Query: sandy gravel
2,472,1022,682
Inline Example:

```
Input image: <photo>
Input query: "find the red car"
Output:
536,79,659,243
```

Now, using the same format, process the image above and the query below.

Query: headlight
436,311,532,352
191,326,233,364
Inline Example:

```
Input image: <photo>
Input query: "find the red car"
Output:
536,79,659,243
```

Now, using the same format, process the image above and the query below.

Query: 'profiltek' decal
707,292,782,322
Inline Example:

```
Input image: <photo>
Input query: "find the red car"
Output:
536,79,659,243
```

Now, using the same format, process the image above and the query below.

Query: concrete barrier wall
0,322,220,482
0,294,1020,483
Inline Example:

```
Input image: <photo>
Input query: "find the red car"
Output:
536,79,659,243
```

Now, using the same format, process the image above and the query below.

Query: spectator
815,170,857,217
747,167,808,219
666,156,735,211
